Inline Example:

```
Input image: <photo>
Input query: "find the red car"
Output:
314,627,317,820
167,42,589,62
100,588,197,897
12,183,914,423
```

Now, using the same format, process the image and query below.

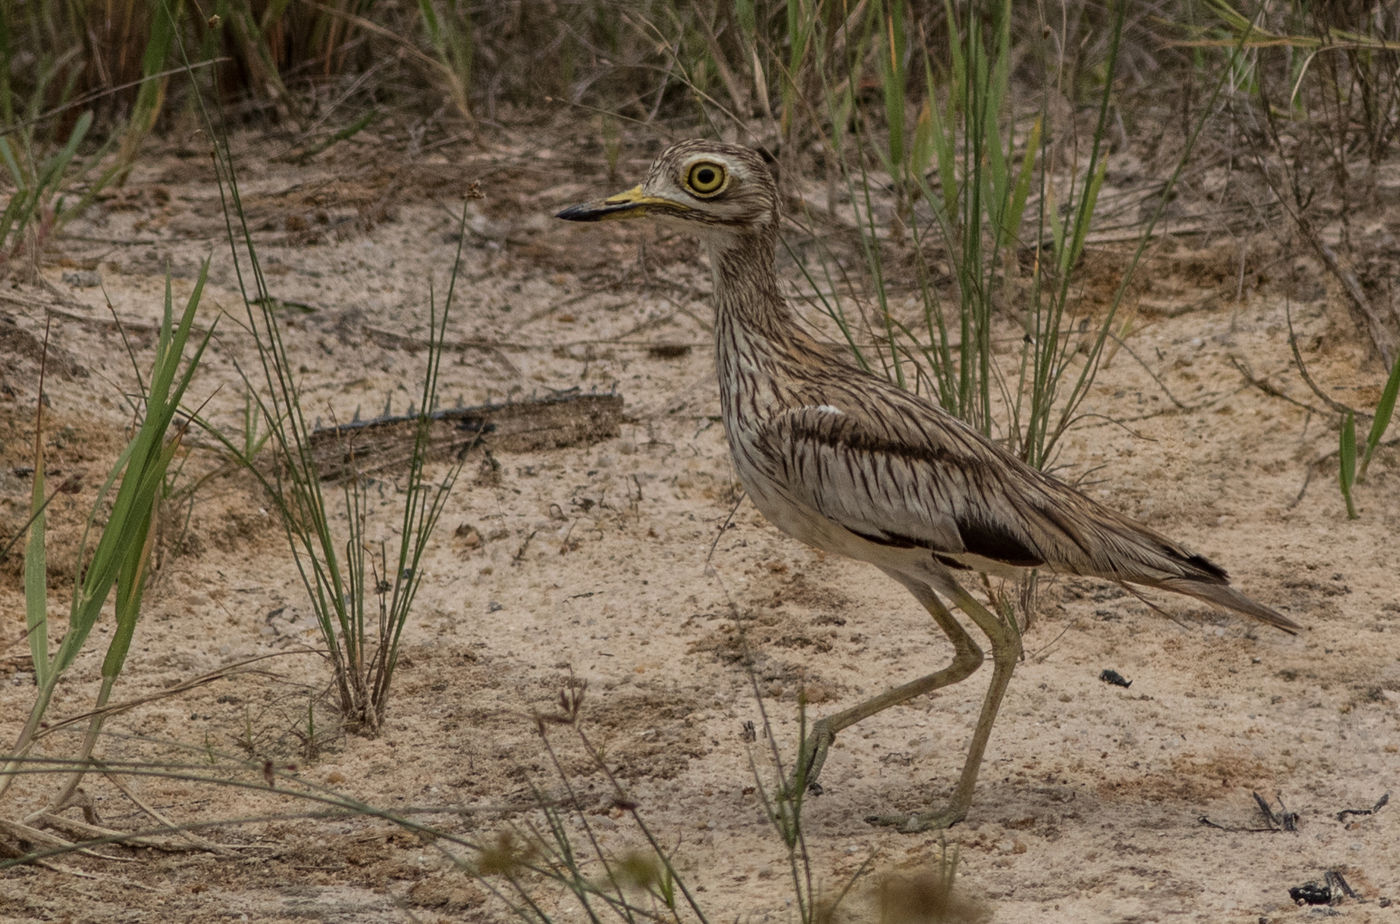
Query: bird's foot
865,804,968,833
785,718,837,798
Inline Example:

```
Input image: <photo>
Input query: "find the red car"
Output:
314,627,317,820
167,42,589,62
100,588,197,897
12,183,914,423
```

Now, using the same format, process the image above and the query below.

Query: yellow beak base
556,185,682,222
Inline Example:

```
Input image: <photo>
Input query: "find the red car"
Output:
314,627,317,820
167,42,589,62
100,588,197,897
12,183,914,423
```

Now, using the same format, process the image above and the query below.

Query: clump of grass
177,27,470,733
780,0,1261,483
0,109,114,278
780,0,1094,473
1,266,213,835
0,1,185,276
417,0,473,120
1337,350,1400,517
465,671,985,923
208,199,467,736
452,676,709,921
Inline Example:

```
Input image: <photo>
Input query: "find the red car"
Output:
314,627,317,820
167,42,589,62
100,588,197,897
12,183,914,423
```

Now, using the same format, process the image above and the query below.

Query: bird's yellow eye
685,161,728,197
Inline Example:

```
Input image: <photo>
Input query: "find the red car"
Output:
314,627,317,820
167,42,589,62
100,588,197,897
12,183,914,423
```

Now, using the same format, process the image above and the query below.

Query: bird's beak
556,185,682,222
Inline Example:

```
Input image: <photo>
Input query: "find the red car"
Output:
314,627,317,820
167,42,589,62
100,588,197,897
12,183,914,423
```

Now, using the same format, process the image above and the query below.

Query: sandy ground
0,128,1397,923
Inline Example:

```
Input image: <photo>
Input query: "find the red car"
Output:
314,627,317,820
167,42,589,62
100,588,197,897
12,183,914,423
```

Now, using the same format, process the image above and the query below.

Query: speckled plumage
559,140,1300,831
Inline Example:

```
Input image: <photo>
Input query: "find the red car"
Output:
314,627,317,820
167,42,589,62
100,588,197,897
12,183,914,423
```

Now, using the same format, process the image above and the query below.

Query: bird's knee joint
805,715,834,742
956,643,984,673
993,643,1020,668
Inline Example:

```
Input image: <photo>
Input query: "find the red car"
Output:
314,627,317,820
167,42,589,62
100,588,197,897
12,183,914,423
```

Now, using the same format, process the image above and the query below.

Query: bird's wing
752,401,1068,569
752,399,1301,633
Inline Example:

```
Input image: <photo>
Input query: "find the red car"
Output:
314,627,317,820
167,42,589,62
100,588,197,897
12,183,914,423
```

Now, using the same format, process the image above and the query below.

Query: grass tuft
2,264,213,821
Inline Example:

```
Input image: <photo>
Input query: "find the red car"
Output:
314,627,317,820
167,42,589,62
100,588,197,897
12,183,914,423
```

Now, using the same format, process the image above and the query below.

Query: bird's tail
1155,577,1301,635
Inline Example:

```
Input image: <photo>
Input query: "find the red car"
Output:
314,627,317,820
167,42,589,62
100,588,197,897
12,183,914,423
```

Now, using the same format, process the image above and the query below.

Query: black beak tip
556,204,598,222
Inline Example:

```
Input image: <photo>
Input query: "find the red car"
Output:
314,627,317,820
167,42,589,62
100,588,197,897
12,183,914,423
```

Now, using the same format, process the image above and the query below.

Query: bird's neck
708,230,819,425
708,231,796,343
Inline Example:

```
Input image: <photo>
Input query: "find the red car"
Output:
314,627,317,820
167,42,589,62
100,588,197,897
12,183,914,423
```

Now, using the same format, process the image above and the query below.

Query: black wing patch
1177,548,1228,582
955,516,1044,568
844,515,1044,570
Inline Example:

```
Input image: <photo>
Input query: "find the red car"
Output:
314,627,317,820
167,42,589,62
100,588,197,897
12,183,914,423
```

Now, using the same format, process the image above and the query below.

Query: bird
557,139,1301,832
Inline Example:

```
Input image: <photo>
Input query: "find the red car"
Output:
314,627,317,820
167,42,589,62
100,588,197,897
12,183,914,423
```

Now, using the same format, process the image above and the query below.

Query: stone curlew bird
558,140,1300,832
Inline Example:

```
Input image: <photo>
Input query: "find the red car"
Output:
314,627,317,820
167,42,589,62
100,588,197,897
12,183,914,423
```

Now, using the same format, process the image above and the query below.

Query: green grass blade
1003,115,1041,246
943,0,966,105
1062,158,1108,277
101,265,211,683
1360,350,1400,476
35,109,89,197
879,0,908,171
24,450,49,689
116,0,179,174
0,136,22,184
50,437,140,676
49,262,209,679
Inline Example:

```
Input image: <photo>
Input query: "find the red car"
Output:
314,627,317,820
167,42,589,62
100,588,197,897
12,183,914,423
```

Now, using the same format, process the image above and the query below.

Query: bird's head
556,140,778,246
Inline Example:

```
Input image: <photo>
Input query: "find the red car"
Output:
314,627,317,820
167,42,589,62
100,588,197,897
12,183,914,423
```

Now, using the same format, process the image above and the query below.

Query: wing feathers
1156,577,1301,634
751,399,1294,632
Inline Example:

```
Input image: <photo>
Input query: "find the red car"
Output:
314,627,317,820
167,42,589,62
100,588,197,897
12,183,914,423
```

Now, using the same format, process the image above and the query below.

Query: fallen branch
304,390,623,480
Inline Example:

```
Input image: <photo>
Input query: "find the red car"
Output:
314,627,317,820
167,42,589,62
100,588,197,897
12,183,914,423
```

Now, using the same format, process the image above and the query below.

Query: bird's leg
788,571,983,798
869,581,1022,832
